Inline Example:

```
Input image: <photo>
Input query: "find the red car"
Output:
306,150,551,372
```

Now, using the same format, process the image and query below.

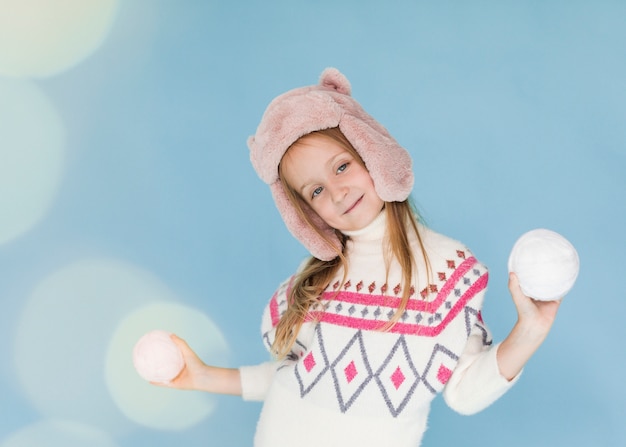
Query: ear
319,67,352,96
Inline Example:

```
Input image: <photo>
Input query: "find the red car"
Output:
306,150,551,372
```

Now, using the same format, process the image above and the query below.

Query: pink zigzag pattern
268,257,487,336
311,274,487,336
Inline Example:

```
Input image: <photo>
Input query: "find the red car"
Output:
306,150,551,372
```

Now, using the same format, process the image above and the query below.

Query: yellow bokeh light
105,302,230,430
0,0,120,78
13,259,180,435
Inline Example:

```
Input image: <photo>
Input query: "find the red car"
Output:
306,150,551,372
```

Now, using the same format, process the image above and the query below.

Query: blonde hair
274,127,431,359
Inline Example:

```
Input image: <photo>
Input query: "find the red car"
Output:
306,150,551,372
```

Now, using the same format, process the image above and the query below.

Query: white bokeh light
105,302,230,431
0,0,120,78
0,420,119,447
13,259,181,435
0,79,65,245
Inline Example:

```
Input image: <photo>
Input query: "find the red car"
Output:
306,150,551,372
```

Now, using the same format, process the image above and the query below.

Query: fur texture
248,68,414,260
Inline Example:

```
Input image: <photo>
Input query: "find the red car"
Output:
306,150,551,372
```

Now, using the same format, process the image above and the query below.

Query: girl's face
281,134,384,233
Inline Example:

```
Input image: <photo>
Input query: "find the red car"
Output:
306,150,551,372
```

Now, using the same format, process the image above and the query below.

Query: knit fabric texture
240,213,519,447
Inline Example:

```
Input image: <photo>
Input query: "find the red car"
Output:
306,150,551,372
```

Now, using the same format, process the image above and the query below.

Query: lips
344,195,363,214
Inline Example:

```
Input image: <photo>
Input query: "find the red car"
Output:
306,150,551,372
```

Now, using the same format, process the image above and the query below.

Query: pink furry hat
248,68,414,260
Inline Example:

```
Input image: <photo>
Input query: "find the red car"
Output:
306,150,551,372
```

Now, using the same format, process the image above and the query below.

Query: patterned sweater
240,212,519,446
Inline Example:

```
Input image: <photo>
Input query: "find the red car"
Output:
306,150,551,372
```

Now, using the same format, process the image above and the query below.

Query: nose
329,181,348,204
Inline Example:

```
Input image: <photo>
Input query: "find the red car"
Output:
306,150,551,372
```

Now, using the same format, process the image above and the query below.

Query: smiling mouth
344,195,363,214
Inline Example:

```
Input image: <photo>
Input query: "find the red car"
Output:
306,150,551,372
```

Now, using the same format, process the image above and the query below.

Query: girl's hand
152,334,242,396
152,334,206,390
497,273,563,381
508,272,561,343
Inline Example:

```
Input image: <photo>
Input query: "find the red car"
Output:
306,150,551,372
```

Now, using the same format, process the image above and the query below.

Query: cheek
356,168,376,188
314,201,332,217
312,201,337,223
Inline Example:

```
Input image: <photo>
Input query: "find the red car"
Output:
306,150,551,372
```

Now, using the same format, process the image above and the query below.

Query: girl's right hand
153,334,206,390
152,334,242,396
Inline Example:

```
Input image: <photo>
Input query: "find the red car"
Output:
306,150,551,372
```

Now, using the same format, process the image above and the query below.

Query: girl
161,68,560,446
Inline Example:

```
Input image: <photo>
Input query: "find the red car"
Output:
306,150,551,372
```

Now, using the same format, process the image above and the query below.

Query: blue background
1,1,624,446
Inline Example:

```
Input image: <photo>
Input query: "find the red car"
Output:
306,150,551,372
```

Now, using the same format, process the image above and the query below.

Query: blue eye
311,186,323,199
337,163,348,173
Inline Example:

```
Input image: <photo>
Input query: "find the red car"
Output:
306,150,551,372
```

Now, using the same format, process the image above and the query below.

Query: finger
169,334,199,370
507,272,526,300
508,271,518,288
170,334,194,355
149,365,188,388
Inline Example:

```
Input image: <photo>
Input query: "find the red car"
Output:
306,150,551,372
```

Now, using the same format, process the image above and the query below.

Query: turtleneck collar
342,209,387,256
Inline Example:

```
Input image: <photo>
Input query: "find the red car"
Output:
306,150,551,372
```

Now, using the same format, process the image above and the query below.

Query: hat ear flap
270,182,341,261
339,115,414,202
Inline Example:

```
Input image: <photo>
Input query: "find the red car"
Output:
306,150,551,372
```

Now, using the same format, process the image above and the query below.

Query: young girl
162,68,560,446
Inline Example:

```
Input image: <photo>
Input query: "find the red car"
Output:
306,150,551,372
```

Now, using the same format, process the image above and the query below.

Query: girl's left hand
508,272,561,342
496,272,563,380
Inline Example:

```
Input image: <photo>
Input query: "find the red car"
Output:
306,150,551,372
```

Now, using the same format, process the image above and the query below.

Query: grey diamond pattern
294,328,470,418
281,256,489,418
329,330,374,413
374,336,420,417
294,325,330,396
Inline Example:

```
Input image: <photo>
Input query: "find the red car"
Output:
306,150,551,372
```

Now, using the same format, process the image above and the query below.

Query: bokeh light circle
105,302,230,430
0,0,120,78
13,259,180,435
0,420,120,447
0,79,65,245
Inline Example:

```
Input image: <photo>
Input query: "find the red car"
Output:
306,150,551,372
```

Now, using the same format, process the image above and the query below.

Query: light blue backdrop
0,1,624,446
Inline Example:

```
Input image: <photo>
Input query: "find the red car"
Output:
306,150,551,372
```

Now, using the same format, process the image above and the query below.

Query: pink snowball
132,330,184,383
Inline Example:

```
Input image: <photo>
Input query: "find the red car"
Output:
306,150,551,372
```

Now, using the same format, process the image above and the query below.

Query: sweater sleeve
239,362,277,401
442,322,522,415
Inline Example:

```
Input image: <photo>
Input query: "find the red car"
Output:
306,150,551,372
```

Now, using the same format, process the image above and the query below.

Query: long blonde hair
273,128,430,359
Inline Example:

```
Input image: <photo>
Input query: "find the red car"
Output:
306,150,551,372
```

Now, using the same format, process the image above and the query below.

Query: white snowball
132,330,184,383
508,228,579,301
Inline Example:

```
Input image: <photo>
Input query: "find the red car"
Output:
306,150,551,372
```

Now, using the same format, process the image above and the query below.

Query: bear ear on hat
319,68,351,96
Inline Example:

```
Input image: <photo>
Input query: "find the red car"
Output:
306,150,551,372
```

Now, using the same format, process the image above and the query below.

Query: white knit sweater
240,212,519,446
